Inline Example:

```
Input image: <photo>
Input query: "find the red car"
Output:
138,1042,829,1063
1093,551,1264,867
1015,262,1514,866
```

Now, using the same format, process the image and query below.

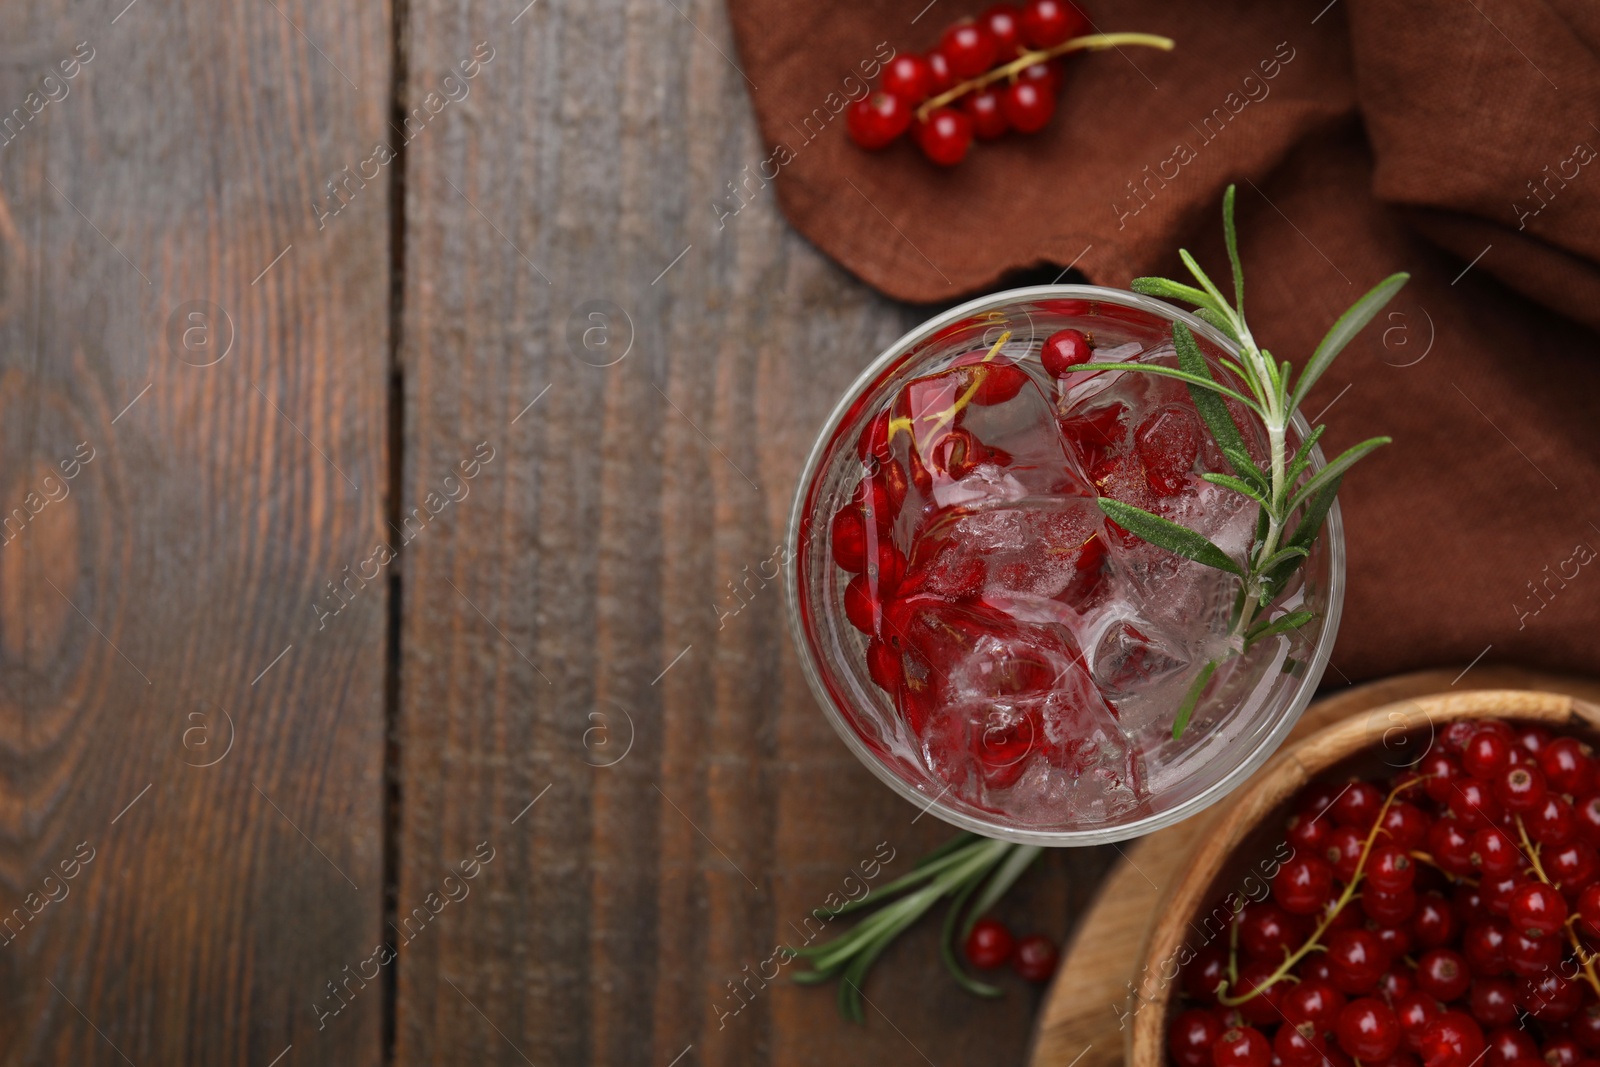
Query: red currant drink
788,287,1343,844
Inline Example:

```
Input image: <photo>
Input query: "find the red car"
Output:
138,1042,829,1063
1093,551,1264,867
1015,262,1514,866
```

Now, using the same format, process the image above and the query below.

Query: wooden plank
0,2,390,1063
393,1,1104,1064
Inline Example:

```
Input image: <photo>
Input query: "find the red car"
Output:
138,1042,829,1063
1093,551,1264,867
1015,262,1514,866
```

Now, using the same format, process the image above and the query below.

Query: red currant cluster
964,917,1061,983
845,4,1172,165
1169,718,1600,1067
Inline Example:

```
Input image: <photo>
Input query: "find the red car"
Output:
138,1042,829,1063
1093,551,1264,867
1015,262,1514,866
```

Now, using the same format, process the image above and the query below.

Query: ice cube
885,595,1141,820
1090,616,1189,700
904,495,1108,605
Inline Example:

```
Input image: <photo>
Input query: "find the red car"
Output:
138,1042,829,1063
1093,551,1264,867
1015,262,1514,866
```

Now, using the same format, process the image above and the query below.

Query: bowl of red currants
784,285,1342,845
1131,692,1600,1067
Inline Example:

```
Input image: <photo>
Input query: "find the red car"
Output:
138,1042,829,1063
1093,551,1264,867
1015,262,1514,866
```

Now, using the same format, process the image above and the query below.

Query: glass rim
784,283,1346,847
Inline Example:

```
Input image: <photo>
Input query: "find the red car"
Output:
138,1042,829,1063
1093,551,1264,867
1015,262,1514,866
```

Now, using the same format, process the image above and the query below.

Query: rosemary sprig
1072,185,1408,739
789,834,1041,1021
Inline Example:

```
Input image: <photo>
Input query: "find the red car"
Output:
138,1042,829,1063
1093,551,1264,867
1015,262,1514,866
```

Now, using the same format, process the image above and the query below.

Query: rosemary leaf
1222,184,1245,316
1287,436,1391,514
1069,362,1263,415
1291,272,1411,410
1098,499,1243,575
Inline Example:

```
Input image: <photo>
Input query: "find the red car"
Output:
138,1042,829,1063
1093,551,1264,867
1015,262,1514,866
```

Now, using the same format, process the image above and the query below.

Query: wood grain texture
1028,668,1600,1067
391,2,1105,1065
0,2,390,1063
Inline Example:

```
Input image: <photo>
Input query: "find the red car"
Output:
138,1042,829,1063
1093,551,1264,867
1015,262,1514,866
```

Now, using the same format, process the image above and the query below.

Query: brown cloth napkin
728,0,1600,685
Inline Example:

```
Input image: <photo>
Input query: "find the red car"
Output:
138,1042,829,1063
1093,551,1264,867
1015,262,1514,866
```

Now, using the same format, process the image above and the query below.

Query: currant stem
915,32,1176,120
1514,815,1600,998
1218,778,1425,1006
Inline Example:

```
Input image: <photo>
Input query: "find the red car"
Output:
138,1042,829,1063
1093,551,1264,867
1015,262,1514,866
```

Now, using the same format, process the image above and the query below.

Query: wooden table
0,1,1108,1063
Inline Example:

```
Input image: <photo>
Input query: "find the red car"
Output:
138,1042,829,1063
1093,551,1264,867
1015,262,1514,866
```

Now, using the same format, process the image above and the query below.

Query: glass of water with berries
786,195,1407,844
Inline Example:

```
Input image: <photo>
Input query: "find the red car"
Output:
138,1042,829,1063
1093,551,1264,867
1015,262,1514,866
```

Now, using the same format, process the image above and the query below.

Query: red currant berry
1378,967,1416,1002
1396,991,1441,1054
1453,883,1491,925
1542,1038,1583,1067
1514,724,1550,760
1276,1022,1329,1067
980,3,1024,54
1327,928,1390,994
1470,826,1523,877
1543,737,1595,796
1447,779,1503,829
939,20,999,79
1571,1002,1600,1053
1575,794,1600,845
1422,752,1464,803
1011,933,1058,982
847,91,914,150
1025,64,1067,103
865,639,900,692
1329,824,1369,882
1301,782,1347,820
1502,926,1560,977
1531,794,1578,845
1283,980,1347,1031
1413,892,1459,948
881,54,935,104
925,49,956,93
831,508,869,571
1369,844,1417,893
1508,881,1567,937
1239,902,1305,959
961,88,1009,139
843,575,884,634
1020,0,1089,49
1371,922,1415,959
1519,971,1583,1021
1382,801,1432,851
1415,948,1471,1001
1338,997,1402,1061
1184,944,1228,1002
1364,885,1419,926
1462,919,1509,975
1463,726,1514,779
1468,976,1519,1028
1041,328,1093,379
1484,1026,1538,1067
1214,1027,1274,1067
1001,79,1055,133
965,359,1030,405
1169,1008,1224,1067
1274,854,1336,915
1418,1011,1485,1067
1300,954,1338,985
1336,781,1384,829
964,917,1013,969
1576,882,1600,938
1233,959,1287,1026
913,108,973,166
1547,839,1598,891
1288,809,1333,854
1479,872,1523,918
857,408,895,463
1494,765,1548,813
1429,819,1477,877
1440,720,1479,753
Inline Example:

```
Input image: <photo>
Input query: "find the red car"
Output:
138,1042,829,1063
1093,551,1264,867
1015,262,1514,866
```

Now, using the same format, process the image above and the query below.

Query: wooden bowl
1124,685,1600,1067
